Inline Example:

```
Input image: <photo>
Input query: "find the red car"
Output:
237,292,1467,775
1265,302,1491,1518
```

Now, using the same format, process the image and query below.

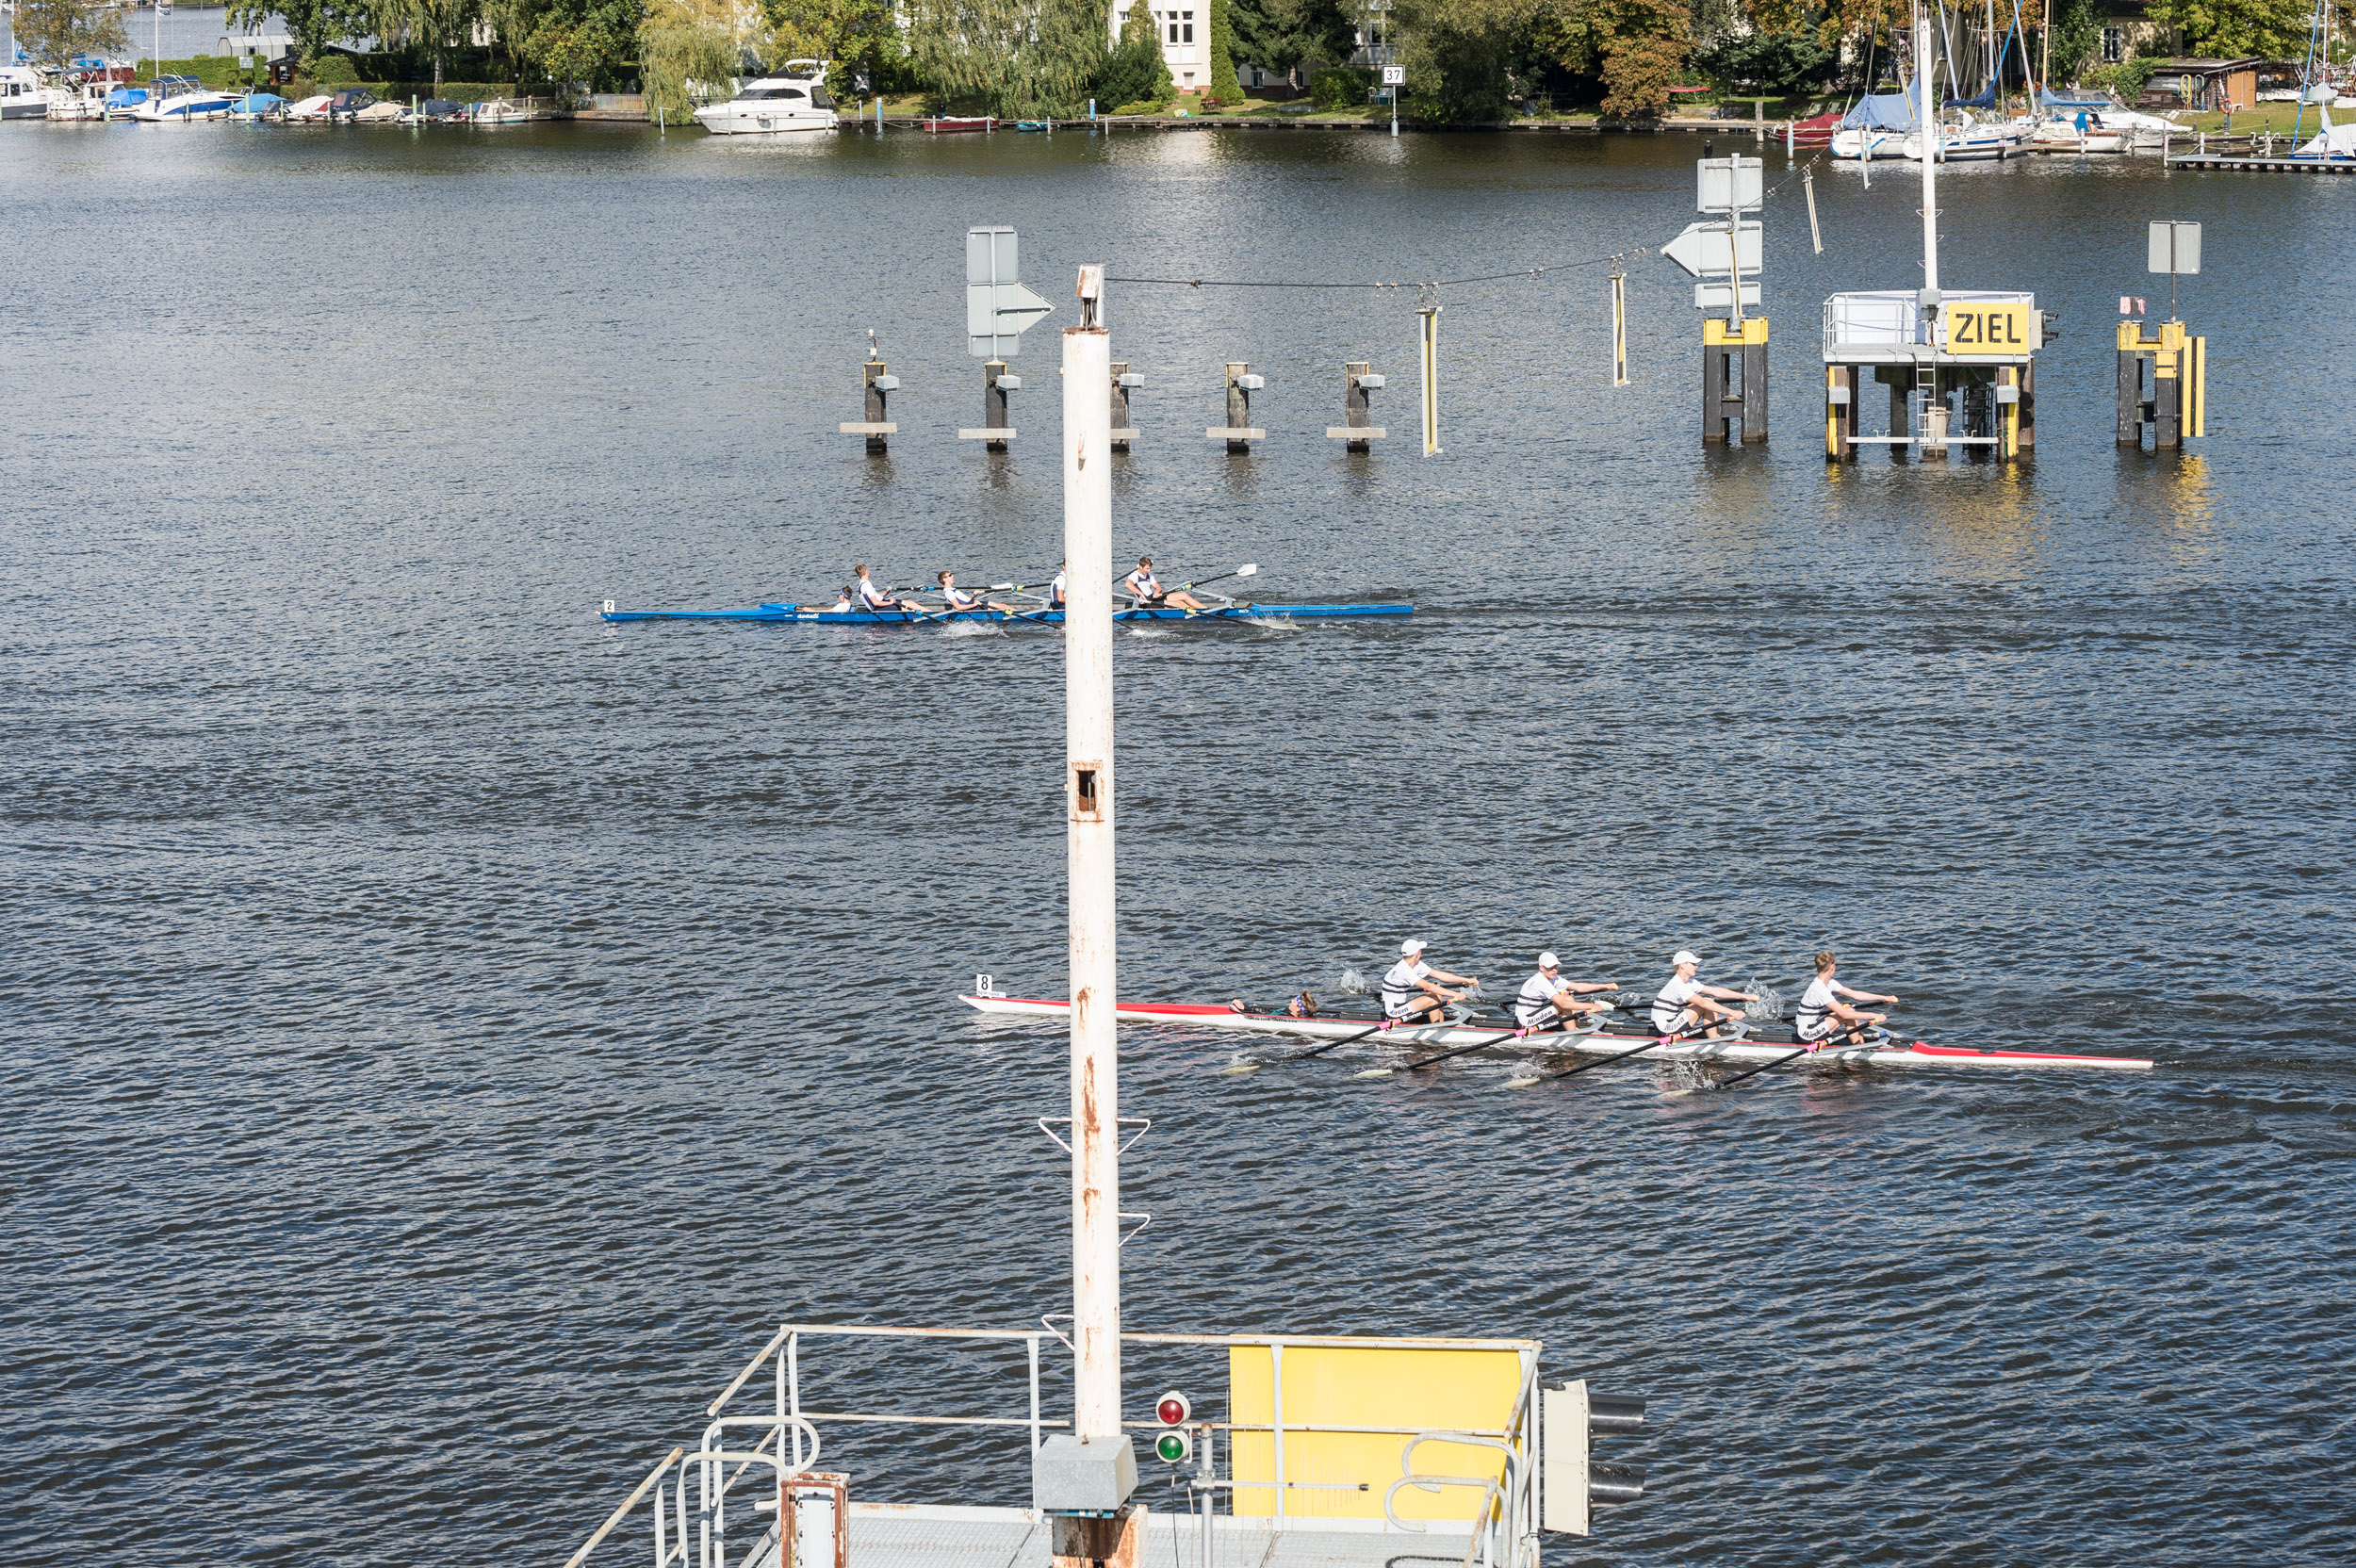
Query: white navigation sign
967,227,1055,358
1661,220,1761,277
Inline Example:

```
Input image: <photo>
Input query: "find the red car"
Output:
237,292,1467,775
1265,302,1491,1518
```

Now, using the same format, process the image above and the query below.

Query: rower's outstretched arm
1427,968,1478,986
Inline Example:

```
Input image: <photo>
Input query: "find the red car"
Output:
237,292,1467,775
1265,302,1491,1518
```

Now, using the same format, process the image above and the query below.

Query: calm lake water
4,121,2353,1566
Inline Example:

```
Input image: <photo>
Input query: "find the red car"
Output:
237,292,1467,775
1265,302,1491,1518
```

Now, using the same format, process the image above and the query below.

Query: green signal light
1154,1430,1191,1463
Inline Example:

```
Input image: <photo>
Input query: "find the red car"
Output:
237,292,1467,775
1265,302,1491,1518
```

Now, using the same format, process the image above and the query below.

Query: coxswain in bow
1794,950,1899,1050
853,564,920,614
928,570,1020,616
1650,950,1757,1039
1382,939,1479,1025
1514,953,1620,1031
1122,557,1210,612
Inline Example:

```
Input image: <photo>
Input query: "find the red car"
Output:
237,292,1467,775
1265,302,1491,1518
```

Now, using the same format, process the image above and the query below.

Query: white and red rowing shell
957,994,2154,1072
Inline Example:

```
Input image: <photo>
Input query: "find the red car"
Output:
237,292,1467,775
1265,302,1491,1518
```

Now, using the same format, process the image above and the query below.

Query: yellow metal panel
2190,336,2206,437
1703,316,1768,347
1227,1345,1522,1524
2117,320,2142,351
1945,302,2034,355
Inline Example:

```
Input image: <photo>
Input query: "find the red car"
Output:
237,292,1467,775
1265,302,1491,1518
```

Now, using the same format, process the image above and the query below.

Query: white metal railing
563,1324,1546,1568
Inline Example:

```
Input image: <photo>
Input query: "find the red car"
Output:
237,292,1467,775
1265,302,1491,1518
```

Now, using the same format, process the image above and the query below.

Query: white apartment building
1117,6,1203,92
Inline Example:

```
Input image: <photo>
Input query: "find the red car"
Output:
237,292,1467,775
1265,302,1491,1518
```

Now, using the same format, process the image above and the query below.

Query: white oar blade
1236,563,1258,576
1352,1067,1395,1079
1503,1076,1544,1088
1217,1061,1261,1076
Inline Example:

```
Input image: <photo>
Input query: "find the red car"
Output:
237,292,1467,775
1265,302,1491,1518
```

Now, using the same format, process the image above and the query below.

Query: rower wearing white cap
1514,954,1620,1031
1651,951,1757,1039
1381,939,1479,1026
1794,950,1900,1050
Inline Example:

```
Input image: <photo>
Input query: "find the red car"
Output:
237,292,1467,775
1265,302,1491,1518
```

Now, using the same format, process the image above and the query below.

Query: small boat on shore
959,989,2156,1072
926,115,995,132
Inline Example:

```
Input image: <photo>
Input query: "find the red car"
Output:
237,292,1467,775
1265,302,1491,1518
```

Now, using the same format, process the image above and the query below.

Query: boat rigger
599,600,1412,624
958,989,2156,1073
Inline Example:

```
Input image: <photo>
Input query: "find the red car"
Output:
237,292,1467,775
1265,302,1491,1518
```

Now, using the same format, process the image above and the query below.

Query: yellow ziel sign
1945,302,2035,354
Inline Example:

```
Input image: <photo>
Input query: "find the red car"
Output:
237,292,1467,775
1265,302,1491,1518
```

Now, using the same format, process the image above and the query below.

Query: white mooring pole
1063,266,1121,1446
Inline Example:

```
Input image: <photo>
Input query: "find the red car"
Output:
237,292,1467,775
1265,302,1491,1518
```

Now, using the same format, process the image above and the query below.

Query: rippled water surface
4,122,2353,1566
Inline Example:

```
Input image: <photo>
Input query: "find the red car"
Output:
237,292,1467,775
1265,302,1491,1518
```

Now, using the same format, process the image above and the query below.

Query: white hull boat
695,61,837,134
1832,126,1909,159
957,990,2155,1072
134,89,238,122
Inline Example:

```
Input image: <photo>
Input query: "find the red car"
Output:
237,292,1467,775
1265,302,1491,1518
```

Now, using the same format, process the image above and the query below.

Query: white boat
2030,117,2128,152
957,988,2156,1072
1831,84,1922,159
1902,110,2021,160
1,65,73,120
467,97,531,123
132,77,239,122
694,58,838,135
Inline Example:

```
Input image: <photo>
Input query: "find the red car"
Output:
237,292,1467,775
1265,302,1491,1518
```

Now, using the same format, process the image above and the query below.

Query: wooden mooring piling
1325,363,1387,451
957,361,1019,450
1702,318,1767,444
1209,362,1265,452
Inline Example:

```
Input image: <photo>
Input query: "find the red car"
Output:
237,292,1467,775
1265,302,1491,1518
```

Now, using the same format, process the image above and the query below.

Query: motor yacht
1,64,71,120
694,59,838,134
132,76,238,121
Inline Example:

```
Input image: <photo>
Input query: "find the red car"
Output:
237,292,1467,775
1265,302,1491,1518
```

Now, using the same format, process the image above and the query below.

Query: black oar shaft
1713,1045,1814,1087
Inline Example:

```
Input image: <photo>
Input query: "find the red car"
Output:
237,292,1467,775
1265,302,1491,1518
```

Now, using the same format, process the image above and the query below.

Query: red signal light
1155,1391,1190,1426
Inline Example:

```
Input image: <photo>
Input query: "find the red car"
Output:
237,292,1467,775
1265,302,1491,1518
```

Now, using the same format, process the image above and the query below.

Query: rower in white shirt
1381,938,1479,1025
1048,563,1067,612
928,570,1020,616
1121,556,1209,612
1513,953,1620,1030
853,564,919,614
1793,950,1900,1050
1650,950,1757,1039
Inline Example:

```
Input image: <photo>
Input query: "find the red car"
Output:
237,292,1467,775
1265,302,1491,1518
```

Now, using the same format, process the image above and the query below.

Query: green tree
2146,0,2313,57
638,0,746,110
1207,0,1244,97
497,0,644,88
227,0,370,70
2046,0,2098,83
370,0,489,89
906,0,1113,116
1396,0,1516,121
1097,0,1177,107
1694,22,1832,94
1229,0,1356,77
10,0,130,67
761,0,907,94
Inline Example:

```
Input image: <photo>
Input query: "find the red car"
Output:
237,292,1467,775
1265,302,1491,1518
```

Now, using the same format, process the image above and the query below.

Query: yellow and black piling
1703,317,1767,445
2116,319,2206,449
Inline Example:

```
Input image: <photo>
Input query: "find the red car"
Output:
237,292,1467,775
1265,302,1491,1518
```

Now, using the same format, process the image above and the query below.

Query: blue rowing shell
598,602,1415,624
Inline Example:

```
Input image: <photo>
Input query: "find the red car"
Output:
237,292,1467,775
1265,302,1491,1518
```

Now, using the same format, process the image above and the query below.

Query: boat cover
231,93,286,112
1839,91,1917,130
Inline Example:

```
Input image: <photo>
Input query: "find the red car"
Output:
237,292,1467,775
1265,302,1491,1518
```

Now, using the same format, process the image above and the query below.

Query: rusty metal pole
1062,266,1121,1447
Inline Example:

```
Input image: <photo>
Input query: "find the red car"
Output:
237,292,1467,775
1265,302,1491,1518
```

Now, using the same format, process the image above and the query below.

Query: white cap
1537,952,1560,969
1673,950,1701,968
1400,938,1427,956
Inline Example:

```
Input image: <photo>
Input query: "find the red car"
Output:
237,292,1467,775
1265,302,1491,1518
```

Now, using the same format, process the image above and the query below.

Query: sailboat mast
1920,10,1939,293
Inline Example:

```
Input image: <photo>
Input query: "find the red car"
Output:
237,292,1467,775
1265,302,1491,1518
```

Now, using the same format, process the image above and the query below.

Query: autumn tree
11,0,130,67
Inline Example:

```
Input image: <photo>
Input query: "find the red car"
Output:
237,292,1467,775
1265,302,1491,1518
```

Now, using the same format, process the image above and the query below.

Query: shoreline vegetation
32,0,2336,132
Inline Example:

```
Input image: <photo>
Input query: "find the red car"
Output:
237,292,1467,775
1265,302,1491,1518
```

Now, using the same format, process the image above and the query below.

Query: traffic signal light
1153,1390,1192,1462
1541,1380,1646,1537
